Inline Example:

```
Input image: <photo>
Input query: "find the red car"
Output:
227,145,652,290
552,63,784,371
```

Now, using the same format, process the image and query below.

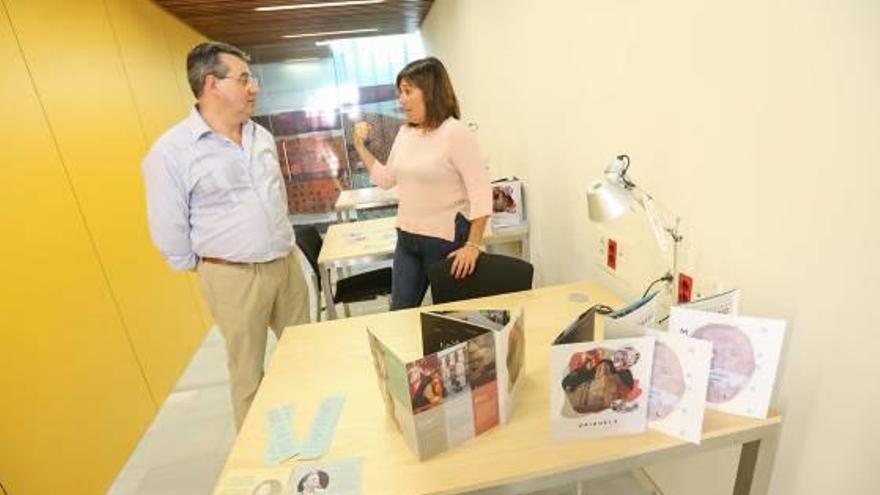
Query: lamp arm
631,185,682,244
631,186,684,286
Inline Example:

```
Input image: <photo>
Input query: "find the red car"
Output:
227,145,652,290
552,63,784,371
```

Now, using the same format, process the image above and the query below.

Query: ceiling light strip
256,0,385,12
282,28,379,39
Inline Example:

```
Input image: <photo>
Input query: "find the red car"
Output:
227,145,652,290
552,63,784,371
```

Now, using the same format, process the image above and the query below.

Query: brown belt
200,256,284,266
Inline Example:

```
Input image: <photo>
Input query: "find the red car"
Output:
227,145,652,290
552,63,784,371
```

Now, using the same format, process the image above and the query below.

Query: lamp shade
586,178,631,222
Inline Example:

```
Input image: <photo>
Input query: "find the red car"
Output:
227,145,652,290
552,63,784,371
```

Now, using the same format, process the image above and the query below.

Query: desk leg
732,430,779,495
321,266,337,320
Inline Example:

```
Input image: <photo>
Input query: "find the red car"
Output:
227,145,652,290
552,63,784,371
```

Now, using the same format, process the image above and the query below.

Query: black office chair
294,225,392,320
427,252,534,304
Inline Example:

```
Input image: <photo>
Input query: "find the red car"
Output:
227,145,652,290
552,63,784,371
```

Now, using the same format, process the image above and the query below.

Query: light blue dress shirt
143,107,294,271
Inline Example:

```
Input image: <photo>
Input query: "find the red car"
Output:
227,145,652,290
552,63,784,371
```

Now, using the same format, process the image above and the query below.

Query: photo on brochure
407,354,445,414
505,315,525,393
438,343,470,399
490,178,524,229
289,458,363,495
465,332,497,389
559,344,646,417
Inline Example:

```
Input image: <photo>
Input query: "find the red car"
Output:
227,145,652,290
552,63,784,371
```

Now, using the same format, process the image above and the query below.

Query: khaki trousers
197,253,309,430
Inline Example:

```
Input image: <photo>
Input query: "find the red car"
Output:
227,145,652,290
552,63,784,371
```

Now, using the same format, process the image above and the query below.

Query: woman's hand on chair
447,243,481,279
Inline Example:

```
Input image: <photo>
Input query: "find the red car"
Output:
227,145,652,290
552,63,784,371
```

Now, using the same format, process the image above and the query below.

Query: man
142,42,309,430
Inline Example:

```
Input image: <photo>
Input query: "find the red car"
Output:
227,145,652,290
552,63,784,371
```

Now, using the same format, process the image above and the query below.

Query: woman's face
303,473,320,490
398,78,426,126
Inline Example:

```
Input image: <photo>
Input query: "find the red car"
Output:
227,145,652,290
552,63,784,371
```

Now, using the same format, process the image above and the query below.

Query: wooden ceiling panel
155,0,433,62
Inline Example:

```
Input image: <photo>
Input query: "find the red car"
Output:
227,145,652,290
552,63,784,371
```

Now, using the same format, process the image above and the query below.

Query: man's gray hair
186,42,251,98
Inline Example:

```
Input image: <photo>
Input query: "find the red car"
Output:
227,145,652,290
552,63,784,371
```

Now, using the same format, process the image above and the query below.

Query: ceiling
155,0,434,63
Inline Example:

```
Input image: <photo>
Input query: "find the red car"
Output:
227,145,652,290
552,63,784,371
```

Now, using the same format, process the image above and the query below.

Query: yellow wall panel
5,0,208,404
159,6,203,113
103,0,214,329
105,0,187,141
0,3,156,494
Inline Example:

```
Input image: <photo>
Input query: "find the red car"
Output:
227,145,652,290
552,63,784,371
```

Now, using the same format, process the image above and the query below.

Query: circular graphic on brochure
647,341,685,420
693,324,755,403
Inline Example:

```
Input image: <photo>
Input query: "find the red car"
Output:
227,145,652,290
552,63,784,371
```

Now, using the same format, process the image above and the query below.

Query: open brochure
679,288,741,315
366,308,525,460
550,307,655,441
670,307,786,419
490,177,526,230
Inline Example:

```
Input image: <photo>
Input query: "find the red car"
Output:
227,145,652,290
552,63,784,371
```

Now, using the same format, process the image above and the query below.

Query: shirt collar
186,105,255,143
186,106,213,142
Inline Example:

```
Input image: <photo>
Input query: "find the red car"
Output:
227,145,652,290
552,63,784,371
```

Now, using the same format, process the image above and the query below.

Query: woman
353,56,492,310
296,469,329,494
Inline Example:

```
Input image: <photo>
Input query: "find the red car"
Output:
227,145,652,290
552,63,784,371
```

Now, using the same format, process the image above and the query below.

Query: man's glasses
215,72,259,88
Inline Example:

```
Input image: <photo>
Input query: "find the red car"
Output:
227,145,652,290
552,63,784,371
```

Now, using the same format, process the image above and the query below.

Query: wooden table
215,280,781,495
334,186,399,222
317,216,530,319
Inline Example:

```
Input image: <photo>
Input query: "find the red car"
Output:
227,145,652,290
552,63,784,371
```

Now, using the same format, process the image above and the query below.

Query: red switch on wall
678,273,693,303
607,239,618,270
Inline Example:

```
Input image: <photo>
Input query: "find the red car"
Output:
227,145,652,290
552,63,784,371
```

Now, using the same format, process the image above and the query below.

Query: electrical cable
642,272,674,298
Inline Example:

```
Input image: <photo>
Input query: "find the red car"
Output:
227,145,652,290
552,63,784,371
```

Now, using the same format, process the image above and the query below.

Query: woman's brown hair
396,57,460,129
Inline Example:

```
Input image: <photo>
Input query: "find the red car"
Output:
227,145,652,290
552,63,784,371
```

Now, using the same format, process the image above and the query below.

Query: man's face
212,53,259,120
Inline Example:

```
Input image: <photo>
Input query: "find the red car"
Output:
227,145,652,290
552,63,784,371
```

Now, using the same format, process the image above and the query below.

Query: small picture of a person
296,469,329,494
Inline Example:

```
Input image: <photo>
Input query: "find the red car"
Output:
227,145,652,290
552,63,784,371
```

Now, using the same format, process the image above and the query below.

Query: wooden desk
216,281,781,495
334,187,399,222
317,216,530,319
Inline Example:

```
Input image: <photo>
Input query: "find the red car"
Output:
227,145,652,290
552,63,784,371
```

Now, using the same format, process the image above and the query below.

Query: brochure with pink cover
669,307,785,419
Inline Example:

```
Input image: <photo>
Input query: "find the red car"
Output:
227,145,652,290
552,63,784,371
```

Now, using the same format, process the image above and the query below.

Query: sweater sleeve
368,127,403,189
448,122,492,220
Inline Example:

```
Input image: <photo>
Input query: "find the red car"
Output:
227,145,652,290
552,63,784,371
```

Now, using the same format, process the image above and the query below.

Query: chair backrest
427,253,534,304
293,225,323,278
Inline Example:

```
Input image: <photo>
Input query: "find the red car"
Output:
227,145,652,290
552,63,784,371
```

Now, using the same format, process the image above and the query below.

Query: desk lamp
586,154,683,293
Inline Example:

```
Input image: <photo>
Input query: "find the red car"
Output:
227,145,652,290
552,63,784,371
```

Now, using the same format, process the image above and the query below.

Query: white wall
423,1,880,494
